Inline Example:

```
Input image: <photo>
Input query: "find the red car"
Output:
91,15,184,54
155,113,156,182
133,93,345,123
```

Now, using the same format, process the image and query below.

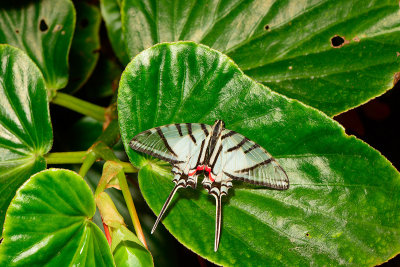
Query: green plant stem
117,171,148,249
45,151,87,164
119,162,138,173
52,92,106,122
44,151,137,172
96,119,120,147
79,151,97,178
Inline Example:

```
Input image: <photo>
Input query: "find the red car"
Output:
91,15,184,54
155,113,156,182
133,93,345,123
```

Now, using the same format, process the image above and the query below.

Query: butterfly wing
202,127,288,252
130,123,212,234
216,129,289,190
129,123,211,166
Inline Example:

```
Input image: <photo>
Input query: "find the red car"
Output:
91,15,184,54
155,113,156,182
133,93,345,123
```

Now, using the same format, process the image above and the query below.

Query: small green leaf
0,169,115,266
120,0,400,116
63,1,101,94
117,42,400,266
100,0,130,65
0,0,75,90
0,45,53,236
112,225,154,267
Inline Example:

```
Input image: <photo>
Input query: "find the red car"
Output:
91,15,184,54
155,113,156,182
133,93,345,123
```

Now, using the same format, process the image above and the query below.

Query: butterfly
129,120,289,251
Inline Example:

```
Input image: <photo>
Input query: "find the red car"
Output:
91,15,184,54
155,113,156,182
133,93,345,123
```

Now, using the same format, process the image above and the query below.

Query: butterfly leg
151,173,198,234
202,178,232,251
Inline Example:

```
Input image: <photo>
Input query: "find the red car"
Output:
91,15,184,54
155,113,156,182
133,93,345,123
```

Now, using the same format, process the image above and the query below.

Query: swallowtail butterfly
130,120,289,251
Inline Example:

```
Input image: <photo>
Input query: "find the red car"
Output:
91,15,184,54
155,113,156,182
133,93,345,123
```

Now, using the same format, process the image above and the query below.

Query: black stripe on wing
129,140,185,164
211,145,223,170
186,123,197,144
175,123,183,136
201,123,209,136
156,127,178,157
196,139,206,166
223,169,289,190
227,137,249,152
244,143,260,154
221,130,236,140
235,158,273,173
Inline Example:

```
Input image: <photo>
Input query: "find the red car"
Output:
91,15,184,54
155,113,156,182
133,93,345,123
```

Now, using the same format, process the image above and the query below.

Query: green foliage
63,1,101,94
120,0,400,116
118,42,400,266
82,162,180,266
0,169,114,266
0,45,53,236
0,0,75,90
0,1,399,266
100,0,130,65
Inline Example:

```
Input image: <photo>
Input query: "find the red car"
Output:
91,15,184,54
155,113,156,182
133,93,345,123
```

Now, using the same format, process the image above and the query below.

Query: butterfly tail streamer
214,194,222,252
151,184,183,234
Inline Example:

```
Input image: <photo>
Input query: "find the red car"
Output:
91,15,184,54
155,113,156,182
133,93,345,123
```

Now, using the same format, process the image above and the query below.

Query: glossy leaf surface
112,225,154,267
0,0,75,90
121,0,400,116
63,1,101,94
118,42,400,266
0,45,53,236
0,169,115,266
101,0,130,65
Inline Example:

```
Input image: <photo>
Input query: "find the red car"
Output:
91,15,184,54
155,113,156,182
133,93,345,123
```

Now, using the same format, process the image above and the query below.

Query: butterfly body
130,120,289,251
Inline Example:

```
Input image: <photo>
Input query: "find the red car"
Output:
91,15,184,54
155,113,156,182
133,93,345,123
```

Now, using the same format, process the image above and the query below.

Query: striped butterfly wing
130,123,212,236
129,123,211,166
217,129,289,190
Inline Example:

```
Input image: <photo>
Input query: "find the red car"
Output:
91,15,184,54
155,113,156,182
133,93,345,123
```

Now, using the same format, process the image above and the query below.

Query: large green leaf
120,0,400,116
100,0,130,65
117,42,400,266
0,45,53,236
0,0,75,90
0,169,115,266
62,1,101,94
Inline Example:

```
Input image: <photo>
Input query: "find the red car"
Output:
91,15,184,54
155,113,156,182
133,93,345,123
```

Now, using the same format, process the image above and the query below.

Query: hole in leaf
305,233,310,237
331,35,345,48
264,25,270,30
39,19,48,32
80,18,89,28
15,29,19,34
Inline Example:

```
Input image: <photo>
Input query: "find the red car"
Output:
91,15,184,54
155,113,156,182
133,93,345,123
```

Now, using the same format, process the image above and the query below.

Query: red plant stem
103,221,112,247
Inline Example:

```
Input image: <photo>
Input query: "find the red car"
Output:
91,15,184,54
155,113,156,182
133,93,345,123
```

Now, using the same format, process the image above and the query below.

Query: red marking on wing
197,165,204,171
205,166,211,173
188,170,196,176
209,171,215,182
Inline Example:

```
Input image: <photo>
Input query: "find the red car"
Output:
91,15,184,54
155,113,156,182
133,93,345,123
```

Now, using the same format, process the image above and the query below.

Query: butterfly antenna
151,184,183,234
214,194,222,252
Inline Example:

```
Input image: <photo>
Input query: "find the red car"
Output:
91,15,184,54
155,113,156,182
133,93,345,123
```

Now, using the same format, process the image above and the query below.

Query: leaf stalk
51,92,106,122
117,170,148,248
44,151,87,164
